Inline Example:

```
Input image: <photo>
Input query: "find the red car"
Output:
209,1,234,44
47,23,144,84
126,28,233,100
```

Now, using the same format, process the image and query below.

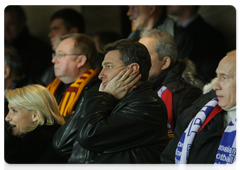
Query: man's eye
107,65,112,69
56,54,65,58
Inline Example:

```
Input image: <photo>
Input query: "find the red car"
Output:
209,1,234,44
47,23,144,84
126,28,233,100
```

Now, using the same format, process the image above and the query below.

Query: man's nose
52,56,57,63
213,78,220,91
127,6,133,16
98,70,104,80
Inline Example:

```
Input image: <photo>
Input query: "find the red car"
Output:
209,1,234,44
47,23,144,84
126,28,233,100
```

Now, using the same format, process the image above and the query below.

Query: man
127,5,193,60
161,50,236,164
167,5,226,82
42,9,86,85
47,33,100,120
48,8,85,51
53,39,169,163
4,6,52,80
0,45,39,122
139,29,204,139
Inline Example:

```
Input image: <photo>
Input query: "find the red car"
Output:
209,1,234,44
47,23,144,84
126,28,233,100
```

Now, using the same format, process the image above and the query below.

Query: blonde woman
5,84,67,163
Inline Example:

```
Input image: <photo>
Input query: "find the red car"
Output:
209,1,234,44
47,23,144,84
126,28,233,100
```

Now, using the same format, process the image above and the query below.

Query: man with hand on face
47,33,100,121
161,50,236,164
139,29,204,140
53,39,169,163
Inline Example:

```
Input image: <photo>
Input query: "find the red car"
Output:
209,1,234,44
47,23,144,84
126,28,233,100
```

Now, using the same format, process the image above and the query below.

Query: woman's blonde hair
5,84,65,134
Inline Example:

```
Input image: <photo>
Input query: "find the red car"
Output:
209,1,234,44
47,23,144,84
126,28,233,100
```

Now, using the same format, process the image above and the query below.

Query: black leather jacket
53,81,169,163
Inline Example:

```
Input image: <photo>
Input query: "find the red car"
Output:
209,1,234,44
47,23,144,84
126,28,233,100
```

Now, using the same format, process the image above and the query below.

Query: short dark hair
61,33,97,69
4,46,23,77
50,8,85,33
103,39,151,81
4,5,26,22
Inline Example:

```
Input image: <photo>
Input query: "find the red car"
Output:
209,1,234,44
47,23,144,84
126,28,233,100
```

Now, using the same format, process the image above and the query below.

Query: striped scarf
158,86,174,133
175,98,240,170
47,68,97,117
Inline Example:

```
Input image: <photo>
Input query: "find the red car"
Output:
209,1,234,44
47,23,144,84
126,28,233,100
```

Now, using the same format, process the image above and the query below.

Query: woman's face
5,103,35,136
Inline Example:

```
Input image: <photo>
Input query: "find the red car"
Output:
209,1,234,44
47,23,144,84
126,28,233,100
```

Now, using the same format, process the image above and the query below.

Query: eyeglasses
52,53,83,59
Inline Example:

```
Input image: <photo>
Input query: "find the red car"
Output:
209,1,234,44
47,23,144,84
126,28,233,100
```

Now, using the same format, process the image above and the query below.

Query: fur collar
203,77,217,94
180,59,205,90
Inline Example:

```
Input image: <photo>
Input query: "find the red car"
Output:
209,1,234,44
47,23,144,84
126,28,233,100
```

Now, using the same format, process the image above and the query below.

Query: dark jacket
5,27,52,80
5,124,67,164
53,81,169,163
53,75,101,121
185,15,226,82
151,60,204,131
161,90,226,163
127,14,193,60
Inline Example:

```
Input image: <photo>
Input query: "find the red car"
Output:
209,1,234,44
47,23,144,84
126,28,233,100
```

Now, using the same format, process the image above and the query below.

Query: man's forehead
104,50,122,61
217,55,236,76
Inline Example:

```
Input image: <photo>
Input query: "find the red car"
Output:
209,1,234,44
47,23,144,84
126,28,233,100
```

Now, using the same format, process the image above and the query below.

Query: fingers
125,74,141,91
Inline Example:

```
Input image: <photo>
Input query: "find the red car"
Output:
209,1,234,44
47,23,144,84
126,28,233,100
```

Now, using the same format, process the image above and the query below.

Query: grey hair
140,29,178,67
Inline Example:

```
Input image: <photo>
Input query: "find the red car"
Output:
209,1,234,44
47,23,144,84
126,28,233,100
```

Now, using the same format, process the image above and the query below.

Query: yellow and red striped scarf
47,68,98,117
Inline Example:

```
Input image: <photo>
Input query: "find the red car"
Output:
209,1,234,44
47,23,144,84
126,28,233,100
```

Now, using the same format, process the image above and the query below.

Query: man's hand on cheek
103,68,141,99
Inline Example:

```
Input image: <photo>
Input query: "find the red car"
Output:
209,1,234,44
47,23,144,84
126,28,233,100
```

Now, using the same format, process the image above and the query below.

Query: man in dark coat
4,6,52,81
161,50,236,164
53,39,169,163
139,29,204,140
47,33,100,121
127,5,193,60
167,5,227,82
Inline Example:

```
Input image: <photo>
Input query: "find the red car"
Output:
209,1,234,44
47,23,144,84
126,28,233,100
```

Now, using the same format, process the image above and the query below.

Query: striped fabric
47,68,98,117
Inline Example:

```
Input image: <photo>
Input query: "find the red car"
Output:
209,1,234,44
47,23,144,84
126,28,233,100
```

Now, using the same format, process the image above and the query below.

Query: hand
103,68,141,99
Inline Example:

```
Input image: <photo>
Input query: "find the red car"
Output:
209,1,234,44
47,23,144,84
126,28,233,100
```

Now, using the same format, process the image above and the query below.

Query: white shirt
223,106,236,127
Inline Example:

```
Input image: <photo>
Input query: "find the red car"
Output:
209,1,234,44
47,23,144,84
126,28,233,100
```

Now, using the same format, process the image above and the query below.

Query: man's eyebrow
102,62,113,66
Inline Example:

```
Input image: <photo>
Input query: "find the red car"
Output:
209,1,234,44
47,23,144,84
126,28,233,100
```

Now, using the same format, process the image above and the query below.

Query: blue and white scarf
175,97,236,164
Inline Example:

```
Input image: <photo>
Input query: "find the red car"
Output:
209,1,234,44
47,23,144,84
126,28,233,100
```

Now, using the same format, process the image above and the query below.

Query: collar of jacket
120,81,153,100
152,13,167,29
151,61,186,93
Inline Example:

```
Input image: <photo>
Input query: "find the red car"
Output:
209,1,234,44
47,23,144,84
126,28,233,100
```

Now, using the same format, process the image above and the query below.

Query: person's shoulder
179,90,216,119
85,75,101,91
187,15,224,37
128,81,163,104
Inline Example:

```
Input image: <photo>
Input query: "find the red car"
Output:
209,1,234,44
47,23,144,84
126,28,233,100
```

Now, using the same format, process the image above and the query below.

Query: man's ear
161,56,171,71
76,55,87,68
128,63,140,76
70,27,79,33
4,66,11,79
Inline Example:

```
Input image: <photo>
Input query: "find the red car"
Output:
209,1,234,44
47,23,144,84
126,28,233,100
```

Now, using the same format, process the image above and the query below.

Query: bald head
213,50,236,110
